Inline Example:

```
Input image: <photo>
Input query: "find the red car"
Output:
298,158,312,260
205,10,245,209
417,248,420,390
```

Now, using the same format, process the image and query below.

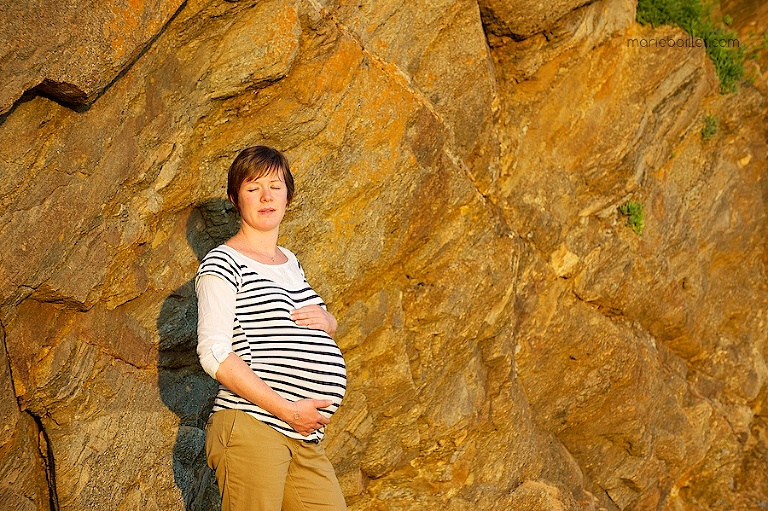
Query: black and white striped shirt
196,245,346,442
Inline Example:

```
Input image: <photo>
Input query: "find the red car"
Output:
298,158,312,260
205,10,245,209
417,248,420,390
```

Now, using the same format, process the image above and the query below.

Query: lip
258,208,276,214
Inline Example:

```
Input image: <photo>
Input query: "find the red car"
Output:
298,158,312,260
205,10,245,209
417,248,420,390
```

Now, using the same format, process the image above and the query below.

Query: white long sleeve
196,274,236,379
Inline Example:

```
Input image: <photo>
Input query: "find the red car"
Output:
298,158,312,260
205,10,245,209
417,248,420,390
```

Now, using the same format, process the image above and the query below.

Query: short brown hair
227,146,295,211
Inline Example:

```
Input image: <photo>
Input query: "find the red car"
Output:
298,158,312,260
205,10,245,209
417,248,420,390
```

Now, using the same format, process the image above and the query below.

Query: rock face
0,0,766,510
0,0,186,113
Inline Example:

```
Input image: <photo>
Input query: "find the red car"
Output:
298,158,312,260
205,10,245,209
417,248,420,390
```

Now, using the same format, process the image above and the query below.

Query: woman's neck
227,227,284,263
233,224,278,247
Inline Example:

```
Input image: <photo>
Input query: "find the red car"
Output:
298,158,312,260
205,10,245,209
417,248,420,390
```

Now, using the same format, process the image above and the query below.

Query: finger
291,304,320,314
313,412,330,423
293,312,324,323
294,316,321,325
296,320,328,331
294,309,327,322
291,313,320,324
295,321,321,330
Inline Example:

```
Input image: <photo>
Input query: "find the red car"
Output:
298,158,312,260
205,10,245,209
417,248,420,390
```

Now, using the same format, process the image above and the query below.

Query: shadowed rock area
0,0,766,510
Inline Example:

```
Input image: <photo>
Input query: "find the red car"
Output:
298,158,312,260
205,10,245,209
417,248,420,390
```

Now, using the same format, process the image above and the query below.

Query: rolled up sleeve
195,274,236,379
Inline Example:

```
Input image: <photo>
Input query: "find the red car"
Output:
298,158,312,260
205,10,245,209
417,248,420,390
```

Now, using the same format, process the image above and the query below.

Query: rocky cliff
0,0,766,510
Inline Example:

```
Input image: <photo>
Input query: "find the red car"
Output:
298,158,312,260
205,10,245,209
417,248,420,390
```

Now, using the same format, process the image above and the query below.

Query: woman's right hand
287,398,333,436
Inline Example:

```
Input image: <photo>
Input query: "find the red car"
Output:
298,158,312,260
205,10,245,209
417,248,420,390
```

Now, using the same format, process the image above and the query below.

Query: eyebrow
247,175,284,184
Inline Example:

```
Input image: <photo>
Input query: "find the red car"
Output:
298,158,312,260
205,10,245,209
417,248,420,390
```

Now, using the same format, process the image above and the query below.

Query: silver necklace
254,248,276,262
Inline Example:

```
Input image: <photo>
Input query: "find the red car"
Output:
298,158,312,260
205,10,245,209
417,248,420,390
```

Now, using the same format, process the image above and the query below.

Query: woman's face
234,169,289,234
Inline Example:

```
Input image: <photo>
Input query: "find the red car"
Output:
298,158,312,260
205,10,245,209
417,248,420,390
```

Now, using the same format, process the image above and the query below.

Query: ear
228,194,238,212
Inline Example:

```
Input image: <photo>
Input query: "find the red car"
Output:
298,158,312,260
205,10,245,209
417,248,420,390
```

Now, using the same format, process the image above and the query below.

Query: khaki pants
205,409,347,511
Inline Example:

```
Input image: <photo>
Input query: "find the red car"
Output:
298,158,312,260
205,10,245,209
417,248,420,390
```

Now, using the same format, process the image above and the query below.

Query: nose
261,187,273,201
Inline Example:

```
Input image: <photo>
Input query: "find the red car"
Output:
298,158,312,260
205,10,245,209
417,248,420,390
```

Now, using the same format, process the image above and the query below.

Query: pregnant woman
195,145,347,510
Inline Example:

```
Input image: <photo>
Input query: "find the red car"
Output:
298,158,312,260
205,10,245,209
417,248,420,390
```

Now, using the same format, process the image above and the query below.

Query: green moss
619,201,645,235
636,0,745,93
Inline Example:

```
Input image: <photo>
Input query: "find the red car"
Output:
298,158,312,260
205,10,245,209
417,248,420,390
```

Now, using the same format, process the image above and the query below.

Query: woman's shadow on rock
157,198,240,511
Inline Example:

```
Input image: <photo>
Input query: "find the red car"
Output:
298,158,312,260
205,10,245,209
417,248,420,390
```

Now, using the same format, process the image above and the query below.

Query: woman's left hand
291,305,338,337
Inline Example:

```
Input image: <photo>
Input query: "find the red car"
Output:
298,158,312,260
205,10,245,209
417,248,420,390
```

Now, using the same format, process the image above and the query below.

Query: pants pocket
205,409,238,471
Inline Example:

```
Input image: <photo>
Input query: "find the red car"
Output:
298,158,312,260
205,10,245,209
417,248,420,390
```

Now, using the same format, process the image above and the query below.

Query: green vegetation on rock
702,114,719,140
619,200,645,235
637,0,745,93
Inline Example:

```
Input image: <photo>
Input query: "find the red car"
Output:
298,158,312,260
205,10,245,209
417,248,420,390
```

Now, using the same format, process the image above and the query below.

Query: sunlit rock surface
0,0,766,510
